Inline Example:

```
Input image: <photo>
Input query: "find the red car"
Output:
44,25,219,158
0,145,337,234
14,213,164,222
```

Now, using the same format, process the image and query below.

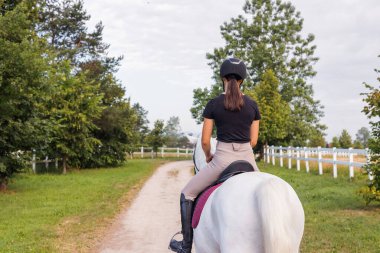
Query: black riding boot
169,193,194,253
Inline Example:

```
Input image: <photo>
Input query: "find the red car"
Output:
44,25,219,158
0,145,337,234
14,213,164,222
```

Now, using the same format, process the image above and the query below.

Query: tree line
0,0,190,189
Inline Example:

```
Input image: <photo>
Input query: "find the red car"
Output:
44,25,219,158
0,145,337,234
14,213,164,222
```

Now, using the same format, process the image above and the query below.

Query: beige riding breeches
182,141,259,200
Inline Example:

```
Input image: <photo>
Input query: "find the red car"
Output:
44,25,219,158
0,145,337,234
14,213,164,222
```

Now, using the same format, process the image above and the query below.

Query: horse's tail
257,177,304,253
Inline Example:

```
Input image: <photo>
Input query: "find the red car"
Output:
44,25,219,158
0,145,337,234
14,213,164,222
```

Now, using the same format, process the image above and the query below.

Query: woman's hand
206,154,214,163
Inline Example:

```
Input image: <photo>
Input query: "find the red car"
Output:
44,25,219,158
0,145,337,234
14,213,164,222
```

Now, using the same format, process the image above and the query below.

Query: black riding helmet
219,57,247,80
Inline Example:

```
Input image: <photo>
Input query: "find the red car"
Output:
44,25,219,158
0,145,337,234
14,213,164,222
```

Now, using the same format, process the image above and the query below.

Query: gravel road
96,160,194,253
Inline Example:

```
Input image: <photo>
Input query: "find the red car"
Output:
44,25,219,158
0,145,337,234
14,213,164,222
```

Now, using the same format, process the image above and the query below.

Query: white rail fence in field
133,147,194,158
31,147,194,173
264,146,372,179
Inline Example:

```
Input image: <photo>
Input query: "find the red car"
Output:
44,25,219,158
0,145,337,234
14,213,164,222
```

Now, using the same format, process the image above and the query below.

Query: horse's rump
194,172,304,253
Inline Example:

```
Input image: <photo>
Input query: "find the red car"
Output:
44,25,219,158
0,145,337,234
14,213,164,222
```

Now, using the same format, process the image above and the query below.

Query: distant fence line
132,147,194,159
31,146,195,173
264,146,372,179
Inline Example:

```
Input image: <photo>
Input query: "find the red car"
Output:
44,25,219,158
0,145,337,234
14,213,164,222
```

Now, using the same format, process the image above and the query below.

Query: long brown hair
224,74,244,111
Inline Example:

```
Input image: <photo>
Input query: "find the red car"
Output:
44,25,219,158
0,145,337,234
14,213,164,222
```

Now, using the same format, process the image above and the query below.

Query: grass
0,159,167,253
2,158,379,252
258,161,380,253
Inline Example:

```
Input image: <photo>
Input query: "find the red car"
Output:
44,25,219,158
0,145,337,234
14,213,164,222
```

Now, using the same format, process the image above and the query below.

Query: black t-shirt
202,94,261,143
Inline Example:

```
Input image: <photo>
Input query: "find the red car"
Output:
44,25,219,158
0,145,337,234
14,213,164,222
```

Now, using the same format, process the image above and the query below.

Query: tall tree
147,120,166,156
47,62,103,173
164,116,190,147
191,0,325,146
245,69,290,147
339,129,352,149
331,136,340,148
0,1,51,189
355,127,370,148
133,103,150,145
38,0,138,167
359,65,380,204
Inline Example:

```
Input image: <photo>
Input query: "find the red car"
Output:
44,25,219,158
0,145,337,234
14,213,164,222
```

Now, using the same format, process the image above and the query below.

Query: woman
169,57,261,253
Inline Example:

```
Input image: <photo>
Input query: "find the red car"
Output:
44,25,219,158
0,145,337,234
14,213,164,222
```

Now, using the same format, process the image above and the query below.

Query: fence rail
264,146,372,179
133,147,194,158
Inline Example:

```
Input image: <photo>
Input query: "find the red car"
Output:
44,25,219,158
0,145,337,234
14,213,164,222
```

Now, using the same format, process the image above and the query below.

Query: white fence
31,153,61,173
264,146,372,179
132,147,194,158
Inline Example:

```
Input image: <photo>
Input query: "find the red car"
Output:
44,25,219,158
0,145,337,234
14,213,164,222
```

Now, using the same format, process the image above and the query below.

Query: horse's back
194,172,304,253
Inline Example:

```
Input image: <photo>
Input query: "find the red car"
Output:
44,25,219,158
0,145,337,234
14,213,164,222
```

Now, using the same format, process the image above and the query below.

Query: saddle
191,160,255,228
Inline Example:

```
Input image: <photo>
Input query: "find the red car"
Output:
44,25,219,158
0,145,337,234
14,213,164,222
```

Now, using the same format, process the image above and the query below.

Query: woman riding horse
169,58,261,253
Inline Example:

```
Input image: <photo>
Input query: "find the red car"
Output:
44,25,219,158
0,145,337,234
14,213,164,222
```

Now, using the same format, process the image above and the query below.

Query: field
0,159,166,253
1,159,379,253
259,161,380,253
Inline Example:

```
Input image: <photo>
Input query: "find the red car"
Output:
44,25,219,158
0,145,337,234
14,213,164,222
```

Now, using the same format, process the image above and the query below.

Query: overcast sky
83,0,380,141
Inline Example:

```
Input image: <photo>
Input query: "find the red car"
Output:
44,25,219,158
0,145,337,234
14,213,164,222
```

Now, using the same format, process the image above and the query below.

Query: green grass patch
0,159,167,253
259,161,380,253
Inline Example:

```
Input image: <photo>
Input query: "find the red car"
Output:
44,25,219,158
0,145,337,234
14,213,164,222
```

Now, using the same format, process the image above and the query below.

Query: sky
83,0,380,141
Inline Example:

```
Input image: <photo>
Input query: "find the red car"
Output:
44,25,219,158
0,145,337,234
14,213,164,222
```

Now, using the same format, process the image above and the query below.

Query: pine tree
339,129,352,149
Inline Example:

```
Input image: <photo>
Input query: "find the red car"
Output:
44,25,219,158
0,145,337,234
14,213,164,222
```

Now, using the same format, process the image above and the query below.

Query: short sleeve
253,101,261,120
202,99,214,119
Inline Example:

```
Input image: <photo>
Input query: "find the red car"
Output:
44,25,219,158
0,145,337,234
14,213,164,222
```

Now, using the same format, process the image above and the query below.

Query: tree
331,136,340,148
359,68,380,204
38,0,138,168
353,140,364,149
133,103,150,145
245,69,290,148
355,127,370,148
339,129,352,148
191,0,325,146
147,120,166,157
0,1,51,189
308,131,326,147
164,116,190,147
47,62,103,173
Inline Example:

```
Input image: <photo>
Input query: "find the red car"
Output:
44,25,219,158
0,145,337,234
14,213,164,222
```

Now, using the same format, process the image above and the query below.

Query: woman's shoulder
243,95,258,106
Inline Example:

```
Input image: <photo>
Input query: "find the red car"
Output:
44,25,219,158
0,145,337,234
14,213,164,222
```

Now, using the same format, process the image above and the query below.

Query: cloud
83,0,377,141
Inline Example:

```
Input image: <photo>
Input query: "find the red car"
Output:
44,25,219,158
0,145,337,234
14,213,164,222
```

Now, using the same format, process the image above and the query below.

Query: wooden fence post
271,146,275,165
279,146,283,167
141,147,144,158
177,147,180,158
318,146,323,175
186,148,188,157
304,147,309,173
349,147,354,178
266,145,270,164
288,146,292,169
161,147,164,158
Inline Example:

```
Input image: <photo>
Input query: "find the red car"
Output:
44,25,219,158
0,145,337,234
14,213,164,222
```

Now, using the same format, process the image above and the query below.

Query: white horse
192,138,305,253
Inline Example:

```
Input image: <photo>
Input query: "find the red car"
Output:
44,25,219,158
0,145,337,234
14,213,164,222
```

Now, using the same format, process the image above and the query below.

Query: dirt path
96,160,194,253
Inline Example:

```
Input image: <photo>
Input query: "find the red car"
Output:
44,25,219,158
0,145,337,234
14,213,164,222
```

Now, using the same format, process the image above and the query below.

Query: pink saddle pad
192,183,222,229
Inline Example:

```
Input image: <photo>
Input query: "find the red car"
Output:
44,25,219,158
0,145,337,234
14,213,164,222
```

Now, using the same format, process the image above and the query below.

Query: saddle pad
192,183,222,229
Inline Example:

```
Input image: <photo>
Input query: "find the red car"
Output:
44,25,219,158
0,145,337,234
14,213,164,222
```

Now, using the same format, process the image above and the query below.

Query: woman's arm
201,118,214,162
250,120,260,148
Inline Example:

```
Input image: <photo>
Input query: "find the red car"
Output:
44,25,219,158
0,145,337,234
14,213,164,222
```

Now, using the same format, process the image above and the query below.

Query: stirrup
168,231,182,250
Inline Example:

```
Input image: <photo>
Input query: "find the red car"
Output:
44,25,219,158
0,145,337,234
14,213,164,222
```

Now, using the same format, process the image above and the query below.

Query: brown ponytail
224,74,244,111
